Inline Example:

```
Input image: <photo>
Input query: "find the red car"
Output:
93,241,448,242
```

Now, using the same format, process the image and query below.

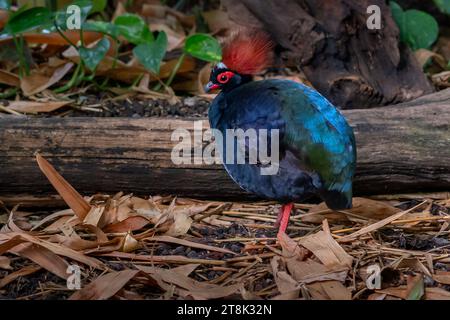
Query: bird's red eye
217,71,234,84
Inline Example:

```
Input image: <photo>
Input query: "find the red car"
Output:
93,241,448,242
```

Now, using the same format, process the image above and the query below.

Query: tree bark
221,0,434,109
0,89,449,200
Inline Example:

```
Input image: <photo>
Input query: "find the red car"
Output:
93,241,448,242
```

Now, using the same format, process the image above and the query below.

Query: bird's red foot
276,203,293,240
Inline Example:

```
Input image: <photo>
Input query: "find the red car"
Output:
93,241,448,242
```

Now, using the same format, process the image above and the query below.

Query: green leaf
73,0,93,17
390,2,439,50
5,7,52,34
83,21,118,39
91,0,107,13
433,0,450,14
0,0,10,10
390,1,404,27
79,37,110,71
114,13,152,44
406,276,424,300
184,33,222,62
133,31,167,74
403,10,439,50
141,25,155,43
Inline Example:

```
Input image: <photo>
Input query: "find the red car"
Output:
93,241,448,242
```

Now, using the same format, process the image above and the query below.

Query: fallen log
0,89,449,200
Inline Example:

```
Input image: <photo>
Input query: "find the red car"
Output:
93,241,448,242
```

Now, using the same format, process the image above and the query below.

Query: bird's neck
222,75,253,93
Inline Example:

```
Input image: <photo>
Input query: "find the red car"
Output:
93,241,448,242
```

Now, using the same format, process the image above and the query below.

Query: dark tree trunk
0,89,449,201
221,0,434,109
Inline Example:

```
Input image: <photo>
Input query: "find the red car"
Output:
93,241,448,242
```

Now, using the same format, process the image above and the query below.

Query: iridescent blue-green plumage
209,79,356,209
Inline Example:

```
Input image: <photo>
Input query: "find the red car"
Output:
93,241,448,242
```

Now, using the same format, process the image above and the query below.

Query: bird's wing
277,81,356,200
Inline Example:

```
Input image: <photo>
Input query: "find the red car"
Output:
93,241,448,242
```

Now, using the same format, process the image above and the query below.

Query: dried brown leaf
287,259,348,284
121,233,139,253
43,215,79,232
147,236,235,255
83,206,105,227
48,234,109,251
171,264,199,277
0,256,11,270
367,293,387,300
103,216,150,233
0,265,41,289
299,231,352,268
433,271,450,285
36,154,91,220
377,287,407,299
270,256,300,296
0,11,8,30
338,201,427,242
0,70,20,87
425,287,450,300
11,243,69,279
278,232,308,259
7,101,72,114
304,197,401,224
137,265,241,299
307,281,351,300
415,49,447,69
30,209,74,231
69,269,140,300
165,213,192,237
150,23,185,51
2,232,104,269
21,63,74,96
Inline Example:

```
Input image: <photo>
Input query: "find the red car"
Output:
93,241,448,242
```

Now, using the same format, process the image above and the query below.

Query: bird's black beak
204,81,220,93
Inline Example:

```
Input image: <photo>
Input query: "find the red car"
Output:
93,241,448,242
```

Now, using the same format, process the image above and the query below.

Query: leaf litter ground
1,155,450,300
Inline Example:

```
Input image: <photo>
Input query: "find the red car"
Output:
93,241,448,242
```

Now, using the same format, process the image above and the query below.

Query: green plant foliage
140,26,154,44
8,4,28,20
133,31,168,74
4,7,52,34
83,21,119,39
72,0,94,16
406,277,425,300
184,33,222,62
79,37,110,71
91,0,107,14
390,1,439,51
390,1,404,26
434,0,450,14
114,13,153,44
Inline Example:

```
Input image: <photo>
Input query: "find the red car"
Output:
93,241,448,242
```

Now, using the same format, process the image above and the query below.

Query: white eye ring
217,62,227,69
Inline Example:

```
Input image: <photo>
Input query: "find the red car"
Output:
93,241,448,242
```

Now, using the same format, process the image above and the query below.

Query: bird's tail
320,184,353,210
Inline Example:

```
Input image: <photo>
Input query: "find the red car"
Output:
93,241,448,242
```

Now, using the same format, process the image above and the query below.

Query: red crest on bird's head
221,30,274,75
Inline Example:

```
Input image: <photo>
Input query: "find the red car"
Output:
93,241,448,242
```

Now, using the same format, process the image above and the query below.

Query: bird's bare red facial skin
208,83,220,91
216,71,235,84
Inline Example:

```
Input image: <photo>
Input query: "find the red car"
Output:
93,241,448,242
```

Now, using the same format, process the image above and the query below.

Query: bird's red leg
277,203,293,238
